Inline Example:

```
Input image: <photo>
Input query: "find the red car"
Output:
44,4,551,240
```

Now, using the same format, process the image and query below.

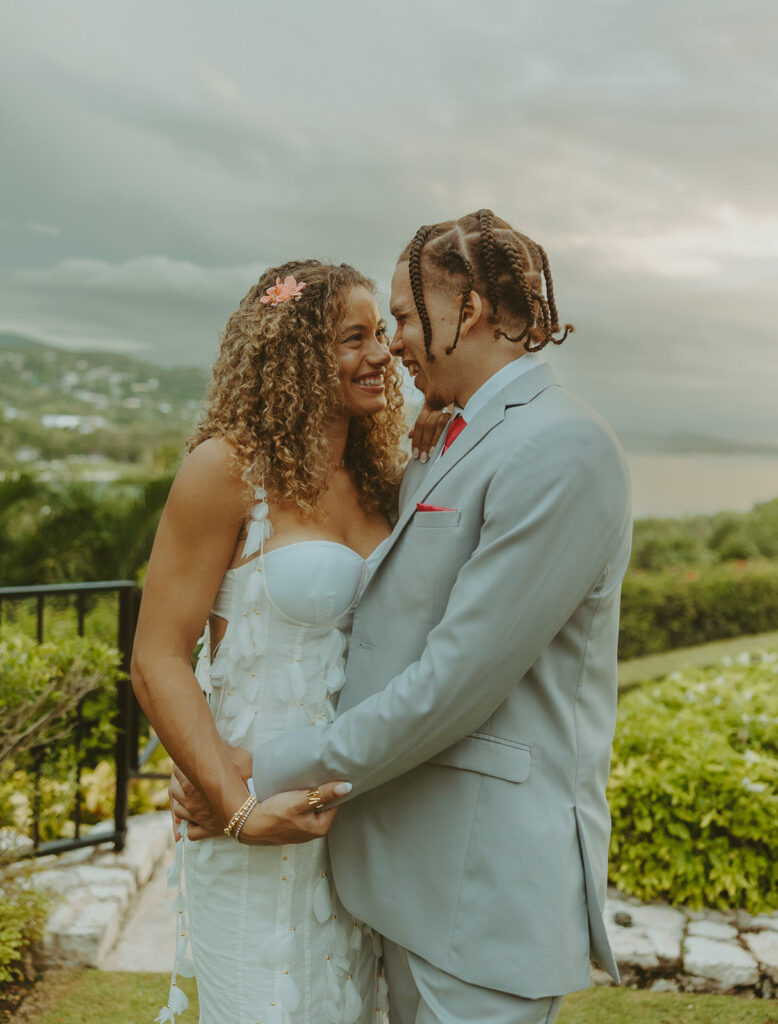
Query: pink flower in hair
260,275,307,306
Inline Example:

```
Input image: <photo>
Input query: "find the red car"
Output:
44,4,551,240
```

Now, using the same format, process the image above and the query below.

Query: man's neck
457,352,543,421
455,352,526,409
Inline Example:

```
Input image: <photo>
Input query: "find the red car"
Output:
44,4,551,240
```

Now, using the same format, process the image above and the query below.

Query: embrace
131,210,632,1024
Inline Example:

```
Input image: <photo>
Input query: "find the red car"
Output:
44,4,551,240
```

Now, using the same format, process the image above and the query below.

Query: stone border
11,819,778,995
598,890,778,998
26,812,173,970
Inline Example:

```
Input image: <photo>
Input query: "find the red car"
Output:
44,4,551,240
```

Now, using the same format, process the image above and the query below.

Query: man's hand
409,404,452,462
237,783,346,845
168,748,349,844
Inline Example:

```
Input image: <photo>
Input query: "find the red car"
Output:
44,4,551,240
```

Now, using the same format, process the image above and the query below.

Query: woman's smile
352,371,386,394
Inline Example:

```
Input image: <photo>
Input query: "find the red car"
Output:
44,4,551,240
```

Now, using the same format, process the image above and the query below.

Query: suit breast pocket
411,510,461,529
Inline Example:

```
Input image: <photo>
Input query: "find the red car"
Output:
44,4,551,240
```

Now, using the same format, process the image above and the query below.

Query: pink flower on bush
260,275,307,307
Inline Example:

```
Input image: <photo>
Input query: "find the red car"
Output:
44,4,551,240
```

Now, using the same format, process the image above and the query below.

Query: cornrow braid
501,241,537,346
538,245,574,346
477,208,500,322
399,210,573,357
445,226,476,355
408,225,435,358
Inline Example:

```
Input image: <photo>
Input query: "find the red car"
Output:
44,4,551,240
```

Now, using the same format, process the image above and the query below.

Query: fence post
113,586,137,852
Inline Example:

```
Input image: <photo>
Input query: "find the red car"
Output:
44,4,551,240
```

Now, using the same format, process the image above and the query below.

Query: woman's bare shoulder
167,437,247,521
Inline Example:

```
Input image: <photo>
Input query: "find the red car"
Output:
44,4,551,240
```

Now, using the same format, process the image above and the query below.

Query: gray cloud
0,0,776,443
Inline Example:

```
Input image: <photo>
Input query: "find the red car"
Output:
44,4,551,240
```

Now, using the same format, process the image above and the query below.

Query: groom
179,210,632,1023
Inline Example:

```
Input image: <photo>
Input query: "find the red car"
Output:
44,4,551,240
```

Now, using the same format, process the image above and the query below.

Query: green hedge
0,628,122,842
619,559,778,659
629,497,778,571
608,650,778,913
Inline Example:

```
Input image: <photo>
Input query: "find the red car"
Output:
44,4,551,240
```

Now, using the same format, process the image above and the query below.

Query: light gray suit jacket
254,363,632,999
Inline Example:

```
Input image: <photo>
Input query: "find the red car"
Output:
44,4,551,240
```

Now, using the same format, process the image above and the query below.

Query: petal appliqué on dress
168,983,188,1015
279,971,301,1012
313,876,333,923
343,977,364,1024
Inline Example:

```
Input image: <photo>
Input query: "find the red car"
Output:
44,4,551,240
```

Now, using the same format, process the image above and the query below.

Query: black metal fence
0,580,163,858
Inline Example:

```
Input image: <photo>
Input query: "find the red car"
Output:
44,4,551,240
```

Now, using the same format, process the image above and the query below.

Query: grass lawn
8,972,776,1024
558,986,776,1023
617,629,778,691
8,971,196,1024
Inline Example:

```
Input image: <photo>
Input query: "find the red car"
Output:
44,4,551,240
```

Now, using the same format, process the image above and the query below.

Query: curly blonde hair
188,259,405,516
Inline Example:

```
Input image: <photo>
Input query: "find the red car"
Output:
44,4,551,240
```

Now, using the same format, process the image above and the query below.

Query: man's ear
459,289,483,338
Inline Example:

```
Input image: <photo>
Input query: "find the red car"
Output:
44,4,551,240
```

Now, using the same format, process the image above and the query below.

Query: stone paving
18,813,778,998
602,891,778,997
28,812,173,971
102,849,174,972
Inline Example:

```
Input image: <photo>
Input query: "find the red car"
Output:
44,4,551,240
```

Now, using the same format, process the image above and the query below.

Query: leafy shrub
0,471,172,586
619,559,778,658
708,516,763,562
0,628,122,841
0,872,51,983
630,517,713,572
0,591,121,647
608,650,778,913
80,745,172,822
0,629,121,765
628,497,778,572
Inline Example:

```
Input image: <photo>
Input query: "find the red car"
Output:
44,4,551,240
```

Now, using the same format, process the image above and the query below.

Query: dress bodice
213,540,369,627
197,491,384,748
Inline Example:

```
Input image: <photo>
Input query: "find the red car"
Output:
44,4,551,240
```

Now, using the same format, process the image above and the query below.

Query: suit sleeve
252,420,630,799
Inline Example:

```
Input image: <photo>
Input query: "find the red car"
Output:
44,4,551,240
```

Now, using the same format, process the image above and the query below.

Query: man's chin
423,394,451,412
413,374,452,411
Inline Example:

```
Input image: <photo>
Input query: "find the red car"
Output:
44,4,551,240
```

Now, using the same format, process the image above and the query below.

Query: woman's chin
346,396,387,418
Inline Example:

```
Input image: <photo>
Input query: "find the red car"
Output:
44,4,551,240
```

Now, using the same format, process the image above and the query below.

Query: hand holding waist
169,745,349,845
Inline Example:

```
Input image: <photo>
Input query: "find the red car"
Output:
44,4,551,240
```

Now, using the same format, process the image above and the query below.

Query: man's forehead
389,263,412,309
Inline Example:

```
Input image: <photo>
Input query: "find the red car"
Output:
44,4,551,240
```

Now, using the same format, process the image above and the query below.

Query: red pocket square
416,503,456,512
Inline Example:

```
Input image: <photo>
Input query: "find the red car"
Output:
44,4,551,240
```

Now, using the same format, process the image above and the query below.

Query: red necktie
442,414,466,454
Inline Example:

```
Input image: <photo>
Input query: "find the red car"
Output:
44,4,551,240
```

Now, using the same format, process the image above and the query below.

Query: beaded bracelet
224,794,257,837
232,797,257,839
233,799,258,844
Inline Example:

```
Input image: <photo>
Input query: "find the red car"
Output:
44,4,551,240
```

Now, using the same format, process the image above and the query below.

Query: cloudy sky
1,0,776,445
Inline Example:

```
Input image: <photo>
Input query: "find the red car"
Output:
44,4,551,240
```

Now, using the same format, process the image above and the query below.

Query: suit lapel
370,363,559,576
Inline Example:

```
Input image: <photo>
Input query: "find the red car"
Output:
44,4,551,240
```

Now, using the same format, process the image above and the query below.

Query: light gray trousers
382,939,563,1024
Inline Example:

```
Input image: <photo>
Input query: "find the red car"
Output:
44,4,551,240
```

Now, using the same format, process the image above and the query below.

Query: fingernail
420,452,428,463
334,782,352,796
412,448,419,460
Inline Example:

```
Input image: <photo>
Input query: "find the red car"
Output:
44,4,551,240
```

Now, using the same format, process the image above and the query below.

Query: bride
131,260,409,1023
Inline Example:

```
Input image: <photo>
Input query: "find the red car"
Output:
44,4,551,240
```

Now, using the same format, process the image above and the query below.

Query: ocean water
627,453,778,519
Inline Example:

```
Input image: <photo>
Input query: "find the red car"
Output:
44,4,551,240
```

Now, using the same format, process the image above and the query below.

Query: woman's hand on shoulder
409,404,452,463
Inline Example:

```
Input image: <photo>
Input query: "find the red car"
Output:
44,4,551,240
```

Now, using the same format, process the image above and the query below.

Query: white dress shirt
433,353,544,463
460,352,544,423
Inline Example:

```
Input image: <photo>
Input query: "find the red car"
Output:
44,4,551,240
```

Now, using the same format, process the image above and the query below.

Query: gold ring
307,787,324,810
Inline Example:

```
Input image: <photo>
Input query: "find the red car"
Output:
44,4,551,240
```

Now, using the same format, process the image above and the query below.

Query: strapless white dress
158,488,389,1024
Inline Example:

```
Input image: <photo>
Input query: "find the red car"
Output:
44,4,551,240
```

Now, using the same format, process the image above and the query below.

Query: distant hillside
618,429,778,457
0,334,208,475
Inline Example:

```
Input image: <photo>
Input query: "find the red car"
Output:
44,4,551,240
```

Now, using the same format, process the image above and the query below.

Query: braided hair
400,210,573,357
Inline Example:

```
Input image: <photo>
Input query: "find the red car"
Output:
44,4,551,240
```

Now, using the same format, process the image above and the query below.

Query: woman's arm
133,437,350,844
131,437,250,823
